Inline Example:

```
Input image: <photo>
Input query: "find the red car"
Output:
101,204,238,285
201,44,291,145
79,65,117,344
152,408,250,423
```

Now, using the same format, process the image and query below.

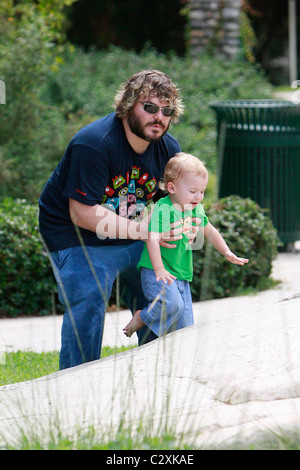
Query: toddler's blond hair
159,152,208,192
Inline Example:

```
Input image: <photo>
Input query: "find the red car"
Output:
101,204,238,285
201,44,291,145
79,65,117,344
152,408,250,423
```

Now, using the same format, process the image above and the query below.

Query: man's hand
159,220,183,248
140,205,184,248
185,217,201,245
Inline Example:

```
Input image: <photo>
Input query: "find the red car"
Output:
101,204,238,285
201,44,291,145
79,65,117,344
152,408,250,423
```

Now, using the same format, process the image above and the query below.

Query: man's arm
69,199,149,241
69,199,184,244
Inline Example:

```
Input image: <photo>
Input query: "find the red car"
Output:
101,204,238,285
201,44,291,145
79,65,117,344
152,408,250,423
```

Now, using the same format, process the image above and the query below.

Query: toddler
123,152,248,338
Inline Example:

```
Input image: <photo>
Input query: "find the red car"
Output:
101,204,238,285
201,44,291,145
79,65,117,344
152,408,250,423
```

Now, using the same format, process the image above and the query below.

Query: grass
0,346,136,386
5,427,186,451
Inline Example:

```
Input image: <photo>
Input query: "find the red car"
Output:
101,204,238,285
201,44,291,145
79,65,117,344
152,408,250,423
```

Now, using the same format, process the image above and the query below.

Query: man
39,70,185,369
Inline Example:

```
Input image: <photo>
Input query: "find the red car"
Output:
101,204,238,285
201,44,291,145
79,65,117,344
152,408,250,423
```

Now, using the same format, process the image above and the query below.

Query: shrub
0,198,59,317
191,195,281,301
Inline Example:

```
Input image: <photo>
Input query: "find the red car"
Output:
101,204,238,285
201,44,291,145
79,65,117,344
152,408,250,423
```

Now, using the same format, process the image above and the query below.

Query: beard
127,112,170,142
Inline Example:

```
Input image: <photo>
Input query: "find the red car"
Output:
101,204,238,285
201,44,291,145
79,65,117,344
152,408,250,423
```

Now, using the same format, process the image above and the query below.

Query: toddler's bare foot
123,310,145,337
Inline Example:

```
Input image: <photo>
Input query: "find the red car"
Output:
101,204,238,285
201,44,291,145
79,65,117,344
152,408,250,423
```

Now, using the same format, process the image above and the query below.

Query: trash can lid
209,99,300,109
209,99,300,130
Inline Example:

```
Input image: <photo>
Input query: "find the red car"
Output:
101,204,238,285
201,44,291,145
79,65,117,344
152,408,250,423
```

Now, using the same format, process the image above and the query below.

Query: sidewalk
0,245,299,354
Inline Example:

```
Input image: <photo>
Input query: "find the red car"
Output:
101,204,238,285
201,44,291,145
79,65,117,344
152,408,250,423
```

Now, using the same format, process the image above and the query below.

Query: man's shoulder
71,113,121,151
160,131,180,150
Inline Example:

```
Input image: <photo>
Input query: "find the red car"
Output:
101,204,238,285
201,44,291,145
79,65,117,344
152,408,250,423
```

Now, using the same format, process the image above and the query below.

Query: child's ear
167,181,175,194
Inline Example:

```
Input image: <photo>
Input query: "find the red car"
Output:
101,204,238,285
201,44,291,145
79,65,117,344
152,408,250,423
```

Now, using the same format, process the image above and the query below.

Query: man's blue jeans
50,242,157,369
140,268,194,336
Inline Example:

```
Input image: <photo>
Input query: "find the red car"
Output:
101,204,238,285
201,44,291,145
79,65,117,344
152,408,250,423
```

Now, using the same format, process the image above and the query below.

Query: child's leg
173,280,194,330
123,309,144,337
138,268,185,337
119,245,157,345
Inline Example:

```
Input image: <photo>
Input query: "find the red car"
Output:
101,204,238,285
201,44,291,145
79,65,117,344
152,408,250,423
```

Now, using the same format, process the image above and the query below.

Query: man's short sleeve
63,144,110,205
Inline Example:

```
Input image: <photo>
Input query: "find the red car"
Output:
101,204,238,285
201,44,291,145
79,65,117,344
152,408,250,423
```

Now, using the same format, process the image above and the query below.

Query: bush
191,196,281,301
0,198,59,317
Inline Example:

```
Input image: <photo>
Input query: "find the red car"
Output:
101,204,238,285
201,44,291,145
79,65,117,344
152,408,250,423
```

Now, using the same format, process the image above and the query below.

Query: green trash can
209,99,300,244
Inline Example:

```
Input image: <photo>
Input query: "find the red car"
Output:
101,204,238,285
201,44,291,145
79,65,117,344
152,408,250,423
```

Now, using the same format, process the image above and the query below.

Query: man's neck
122,118,150,154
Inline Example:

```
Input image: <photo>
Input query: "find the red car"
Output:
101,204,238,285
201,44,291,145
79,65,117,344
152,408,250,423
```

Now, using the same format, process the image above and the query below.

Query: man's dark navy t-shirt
39,113,181,252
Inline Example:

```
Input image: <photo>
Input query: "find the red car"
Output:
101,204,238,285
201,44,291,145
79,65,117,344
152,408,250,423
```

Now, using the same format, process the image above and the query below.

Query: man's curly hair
114,70,184,123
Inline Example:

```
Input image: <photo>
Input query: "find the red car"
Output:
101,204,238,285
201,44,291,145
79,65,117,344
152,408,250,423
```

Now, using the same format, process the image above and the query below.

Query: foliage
0,0,78,43
0,0,274,201
41,45,273,169
0,2,273,201
0,0,77,200
0,350,59,386
0,198,58,317
240,10,257,64
191,195,281,301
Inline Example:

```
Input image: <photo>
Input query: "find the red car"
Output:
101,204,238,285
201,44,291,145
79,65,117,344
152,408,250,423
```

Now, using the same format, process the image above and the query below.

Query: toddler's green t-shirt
137,195,208,281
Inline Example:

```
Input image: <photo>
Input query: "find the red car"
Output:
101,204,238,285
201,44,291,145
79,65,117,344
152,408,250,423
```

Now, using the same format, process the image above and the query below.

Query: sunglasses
139,101,175,117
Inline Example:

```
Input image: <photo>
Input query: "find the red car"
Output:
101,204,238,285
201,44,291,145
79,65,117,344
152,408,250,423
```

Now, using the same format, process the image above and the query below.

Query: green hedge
0,199,58,317
191,196,280,301
0,197,280,318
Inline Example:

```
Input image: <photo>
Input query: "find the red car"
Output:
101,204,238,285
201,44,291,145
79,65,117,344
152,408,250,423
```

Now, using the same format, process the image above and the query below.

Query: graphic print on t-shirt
101,165,157,220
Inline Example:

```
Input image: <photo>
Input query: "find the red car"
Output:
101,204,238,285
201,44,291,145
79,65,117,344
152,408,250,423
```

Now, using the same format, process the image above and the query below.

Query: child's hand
155,268,177,286
224,250,249,265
